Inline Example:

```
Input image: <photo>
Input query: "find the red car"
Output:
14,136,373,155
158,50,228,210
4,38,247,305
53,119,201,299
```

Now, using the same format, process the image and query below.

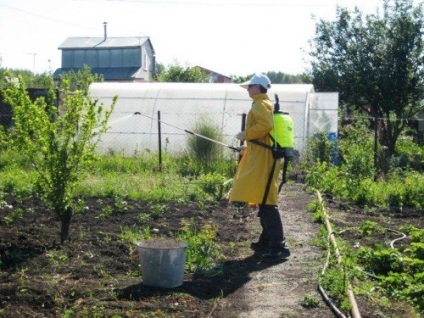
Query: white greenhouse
89,82,339,157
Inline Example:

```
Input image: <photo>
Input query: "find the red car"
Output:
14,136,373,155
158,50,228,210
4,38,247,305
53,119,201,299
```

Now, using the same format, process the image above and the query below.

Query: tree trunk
60,207,73,244
379,122,400,155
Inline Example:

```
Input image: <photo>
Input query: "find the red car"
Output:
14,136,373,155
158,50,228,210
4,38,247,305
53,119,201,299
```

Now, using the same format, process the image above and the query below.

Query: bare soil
0,183,422,317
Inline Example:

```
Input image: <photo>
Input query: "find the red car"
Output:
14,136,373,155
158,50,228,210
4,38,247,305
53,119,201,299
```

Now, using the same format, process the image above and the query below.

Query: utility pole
26,52,37,74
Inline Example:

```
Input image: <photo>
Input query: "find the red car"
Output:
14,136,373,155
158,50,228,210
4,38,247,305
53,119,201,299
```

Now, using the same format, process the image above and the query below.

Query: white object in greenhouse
89,82,338,156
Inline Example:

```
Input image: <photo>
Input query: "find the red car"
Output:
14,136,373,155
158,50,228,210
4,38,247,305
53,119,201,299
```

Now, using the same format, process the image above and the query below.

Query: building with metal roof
196,66,232,83
53,23,155,82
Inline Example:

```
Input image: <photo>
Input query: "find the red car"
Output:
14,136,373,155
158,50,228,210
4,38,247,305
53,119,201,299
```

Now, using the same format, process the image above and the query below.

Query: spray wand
134,112,240,152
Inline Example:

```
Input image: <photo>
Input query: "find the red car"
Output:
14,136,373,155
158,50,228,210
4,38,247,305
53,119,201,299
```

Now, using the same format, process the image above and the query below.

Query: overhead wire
0,3,98,30
69,0,358,7
0,0,375,11
341,114,424,122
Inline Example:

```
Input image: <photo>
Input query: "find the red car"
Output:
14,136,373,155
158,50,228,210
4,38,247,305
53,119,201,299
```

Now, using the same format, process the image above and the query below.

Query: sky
0,0,388,77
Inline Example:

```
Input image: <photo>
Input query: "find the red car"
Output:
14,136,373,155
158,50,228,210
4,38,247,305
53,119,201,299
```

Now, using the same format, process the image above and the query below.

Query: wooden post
239,113,246,162
374,114,378,181
317,191,362,318
158,110,162,172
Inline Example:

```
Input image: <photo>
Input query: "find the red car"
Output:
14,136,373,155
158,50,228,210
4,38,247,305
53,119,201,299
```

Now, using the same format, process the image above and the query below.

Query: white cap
240,74,271,89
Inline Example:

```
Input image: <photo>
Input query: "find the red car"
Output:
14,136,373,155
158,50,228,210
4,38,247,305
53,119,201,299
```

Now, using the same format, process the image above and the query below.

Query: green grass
0,150,236,202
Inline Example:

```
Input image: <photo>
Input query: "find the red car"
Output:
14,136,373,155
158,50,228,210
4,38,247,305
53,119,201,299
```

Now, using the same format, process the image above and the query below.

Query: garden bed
0,185,422,317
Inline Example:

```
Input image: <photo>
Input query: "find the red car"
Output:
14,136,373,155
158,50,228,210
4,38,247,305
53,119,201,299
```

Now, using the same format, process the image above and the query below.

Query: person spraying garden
230,74,291,263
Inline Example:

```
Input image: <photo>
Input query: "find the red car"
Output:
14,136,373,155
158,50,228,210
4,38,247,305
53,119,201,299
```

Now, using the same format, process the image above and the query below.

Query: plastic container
137,239,187,288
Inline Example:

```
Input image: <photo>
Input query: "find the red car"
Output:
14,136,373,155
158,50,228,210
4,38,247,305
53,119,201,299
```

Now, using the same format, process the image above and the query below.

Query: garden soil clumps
0,184,422,317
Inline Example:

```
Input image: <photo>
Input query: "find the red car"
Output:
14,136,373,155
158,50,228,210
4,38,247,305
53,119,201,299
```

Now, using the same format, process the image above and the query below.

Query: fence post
374,114,378,181
239,113,246,162
158,110,162,172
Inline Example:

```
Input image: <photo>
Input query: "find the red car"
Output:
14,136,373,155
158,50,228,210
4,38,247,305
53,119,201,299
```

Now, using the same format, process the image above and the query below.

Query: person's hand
238,146,246,156
236,131,245,141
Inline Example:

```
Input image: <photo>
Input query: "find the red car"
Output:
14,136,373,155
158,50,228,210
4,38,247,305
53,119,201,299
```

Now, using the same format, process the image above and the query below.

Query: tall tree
309,0,423,157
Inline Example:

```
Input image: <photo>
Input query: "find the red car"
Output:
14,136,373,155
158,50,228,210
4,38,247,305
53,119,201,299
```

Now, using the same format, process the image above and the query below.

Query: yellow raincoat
229,93,282,205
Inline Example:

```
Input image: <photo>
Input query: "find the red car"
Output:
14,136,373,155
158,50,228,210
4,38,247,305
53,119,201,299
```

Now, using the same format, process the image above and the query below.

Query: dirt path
212,183,335,317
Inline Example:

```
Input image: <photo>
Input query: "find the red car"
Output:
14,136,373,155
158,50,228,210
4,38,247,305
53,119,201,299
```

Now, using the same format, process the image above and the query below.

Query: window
143,52,148,70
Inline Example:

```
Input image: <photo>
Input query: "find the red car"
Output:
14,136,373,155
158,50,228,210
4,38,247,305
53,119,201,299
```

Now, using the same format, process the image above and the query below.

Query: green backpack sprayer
270,94,295,193
269,94,295,158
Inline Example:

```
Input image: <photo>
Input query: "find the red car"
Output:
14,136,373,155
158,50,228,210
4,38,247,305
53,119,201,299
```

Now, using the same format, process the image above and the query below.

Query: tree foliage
309,0,424,157
0,69,34,89
0,69,55,89
155,62,208,83
266,71,312,84
232,72,311,84
3,69,116,243
58,65,104,94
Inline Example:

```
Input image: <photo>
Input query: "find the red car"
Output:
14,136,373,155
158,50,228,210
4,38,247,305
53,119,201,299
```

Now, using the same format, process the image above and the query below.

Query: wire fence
95,110,245,156
1,88,422,158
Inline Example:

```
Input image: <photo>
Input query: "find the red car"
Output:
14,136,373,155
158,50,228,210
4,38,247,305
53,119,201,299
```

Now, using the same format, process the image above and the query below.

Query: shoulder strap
262,157,277,205
249,138,273,150
268,132,277,146
279,157,289,193
250,136,290,196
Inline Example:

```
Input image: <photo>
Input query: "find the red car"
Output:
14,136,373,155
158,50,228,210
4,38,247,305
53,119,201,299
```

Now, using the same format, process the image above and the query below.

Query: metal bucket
137,239,187,288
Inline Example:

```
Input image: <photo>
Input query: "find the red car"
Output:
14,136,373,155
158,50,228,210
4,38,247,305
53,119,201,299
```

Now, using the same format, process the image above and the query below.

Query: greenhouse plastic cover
89,82,338,156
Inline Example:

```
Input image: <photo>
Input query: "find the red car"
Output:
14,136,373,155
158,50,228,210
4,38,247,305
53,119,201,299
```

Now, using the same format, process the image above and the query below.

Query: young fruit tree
309,0,423,161
3,70,117,244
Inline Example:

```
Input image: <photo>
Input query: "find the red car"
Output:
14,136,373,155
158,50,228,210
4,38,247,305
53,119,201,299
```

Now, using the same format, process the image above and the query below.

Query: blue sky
0,0,387,76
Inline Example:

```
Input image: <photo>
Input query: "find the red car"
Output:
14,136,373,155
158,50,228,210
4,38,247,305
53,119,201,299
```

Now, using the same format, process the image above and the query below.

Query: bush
177,219,223,274
186,119,226,174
